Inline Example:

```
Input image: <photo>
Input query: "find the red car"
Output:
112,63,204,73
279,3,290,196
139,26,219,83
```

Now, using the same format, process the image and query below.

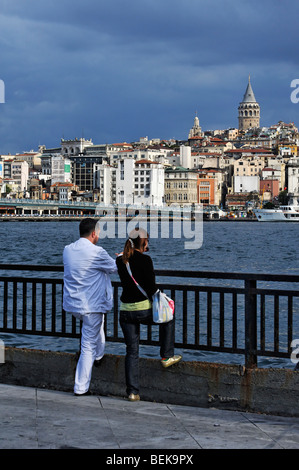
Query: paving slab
0,383,298,450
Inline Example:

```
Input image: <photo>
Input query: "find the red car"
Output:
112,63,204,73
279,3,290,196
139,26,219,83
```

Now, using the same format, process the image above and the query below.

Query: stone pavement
0,383,299,450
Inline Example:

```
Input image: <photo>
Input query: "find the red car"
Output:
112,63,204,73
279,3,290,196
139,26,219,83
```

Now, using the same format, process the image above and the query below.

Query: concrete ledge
0,347,299,417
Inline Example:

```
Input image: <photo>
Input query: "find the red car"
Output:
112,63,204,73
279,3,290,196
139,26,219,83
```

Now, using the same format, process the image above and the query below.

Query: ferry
254,205,299,222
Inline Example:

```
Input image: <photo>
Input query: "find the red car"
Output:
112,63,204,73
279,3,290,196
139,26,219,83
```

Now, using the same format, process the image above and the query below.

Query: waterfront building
93,162,114,204
261,167,281,183
14,152,42,170
94,158,164,206
117,158,164,205
40,147,61,176
28,178,44,200
50,182,79,201
108,146,171,165
197,173,216,206
164,167,197,205
234,175,259,194
286,156,299,204
3,160,29,194
51,156,72,184
238,76,260,132
197,168,226,207
71,154,106,192
260,177,280,201
1,178,15,196
226,192,250,211
267,157,286,190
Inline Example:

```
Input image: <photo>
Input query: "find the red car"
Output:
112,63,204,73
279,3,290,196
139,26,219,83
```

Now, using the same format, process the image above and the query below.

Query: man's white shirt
63,237,117,314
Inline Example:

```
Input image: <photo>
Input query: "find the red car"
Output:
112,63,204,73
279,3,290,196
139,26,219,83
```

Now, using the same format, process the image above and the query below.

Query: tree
278,190,288,205
263,201,275,209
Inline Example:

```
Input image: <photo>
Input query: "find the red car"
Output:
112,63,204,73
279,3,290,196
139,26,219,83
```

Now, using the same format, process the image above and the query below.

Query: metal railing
1,264,299,368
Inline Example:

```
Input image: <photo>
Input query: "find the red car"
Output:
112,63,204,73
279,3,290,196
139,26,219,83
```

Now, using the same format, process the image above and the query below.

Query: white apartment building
108,147,171,165
233,158,264,177
287,157,299,203
94,158,165,206
234,175,259,193
3,160,29,193
132,159,164,205
93,163,114,204
261,167,281,182
51,156,72,184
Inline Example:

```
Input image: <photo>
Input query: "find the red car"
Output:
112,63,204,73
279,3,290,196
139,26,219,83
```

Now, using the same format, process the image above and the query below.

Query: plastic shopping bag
152,290,174,323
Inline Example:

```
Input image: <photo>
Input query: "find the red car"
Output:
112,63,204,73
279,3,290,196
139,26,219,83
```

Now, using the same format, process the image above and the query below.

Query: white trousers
71,312,105,395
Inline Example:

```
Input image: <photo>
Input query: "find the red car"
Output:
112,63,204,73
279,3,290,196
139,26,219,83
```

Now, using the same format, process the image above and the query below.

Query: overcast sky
0,0,298,154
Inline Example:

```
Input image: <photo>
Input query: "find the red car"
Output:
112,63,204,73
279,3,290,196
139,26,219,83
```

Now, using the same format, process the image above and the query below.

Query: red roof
225,148,272,153
51,182,74,187
135,159,159,165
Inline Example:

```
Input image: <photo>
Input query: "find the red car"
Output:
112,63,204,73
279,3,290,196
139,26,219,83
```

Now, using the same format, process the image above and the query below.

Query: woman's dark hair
122,227,148,264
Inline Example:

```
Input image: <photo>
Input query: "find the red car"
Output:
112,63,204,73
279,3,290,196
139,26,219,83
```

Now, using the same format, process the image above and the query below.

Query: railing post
245,279,257,368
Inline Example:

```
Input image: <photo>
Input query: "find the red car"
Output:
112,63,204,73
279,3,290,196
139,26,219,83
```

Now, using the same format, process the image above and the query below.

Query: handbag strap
126,262,149,299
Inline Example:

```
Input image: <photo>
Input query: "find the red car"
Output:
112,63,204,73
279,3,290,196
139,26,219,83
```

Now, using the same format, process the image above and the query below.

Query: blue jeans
120,308,175,395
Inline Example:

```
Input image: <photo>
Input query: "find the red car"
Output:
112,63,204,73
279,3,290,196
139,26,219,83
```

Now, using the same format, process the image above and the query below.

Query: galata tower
238,76,260,132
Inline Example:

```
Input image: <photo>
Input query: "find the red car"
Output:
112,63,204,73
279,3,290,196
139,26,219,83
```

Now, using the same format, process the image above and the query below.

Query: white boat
254,205,299,222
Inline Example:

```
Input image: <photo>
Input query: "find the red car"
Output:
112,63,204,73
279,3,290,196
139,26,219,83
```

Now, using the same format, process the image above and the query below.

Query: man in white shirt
63,218,117,395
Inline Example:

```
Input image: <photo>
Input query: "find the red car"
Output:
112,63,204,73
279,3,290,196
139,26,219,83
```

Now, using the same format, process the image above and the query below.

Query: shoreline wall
0,347,298,417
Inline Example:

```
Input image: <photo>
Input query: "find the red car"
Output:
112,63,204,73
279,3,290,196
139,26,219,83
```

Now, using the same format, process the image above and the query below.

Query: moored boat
254,205,299,222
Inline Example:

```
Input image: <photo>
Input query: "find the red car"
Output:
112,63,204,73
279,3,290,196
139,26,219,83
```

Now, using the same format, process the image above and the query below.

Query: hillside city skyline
1,77,299,215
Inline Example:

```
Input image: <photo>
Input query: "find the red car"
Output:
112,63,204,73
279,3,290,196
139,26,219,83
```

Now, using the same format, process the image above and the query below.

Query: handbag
126,263,174,323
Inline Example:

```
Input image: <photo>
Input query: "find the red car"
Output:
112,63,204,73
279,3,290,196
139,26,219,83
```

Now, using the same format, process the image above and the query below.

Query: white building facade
234,175,259,193
3,160,29,193
94,158,165,206
287,157,299,203
51,156,72,184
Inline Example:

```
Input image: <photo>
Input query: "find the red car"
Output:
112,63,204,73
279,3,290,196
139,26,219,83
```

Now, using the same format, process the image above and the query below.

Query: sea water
1,220,299,368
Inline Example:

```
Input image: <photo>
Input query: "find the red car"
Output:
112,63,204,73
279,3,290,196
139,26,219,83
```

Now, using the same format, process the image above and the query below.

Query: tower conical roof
242,76,257,103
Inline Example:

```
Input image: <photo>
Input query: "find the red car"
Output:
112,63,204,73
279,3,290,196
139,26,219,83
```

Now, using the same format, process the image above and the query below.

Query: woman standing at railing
116,227,182,402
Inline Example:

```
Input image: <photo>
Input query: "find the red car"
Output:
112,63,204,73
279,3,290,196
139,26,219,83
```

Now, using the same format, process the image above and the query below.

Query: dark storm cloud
0,0,298,153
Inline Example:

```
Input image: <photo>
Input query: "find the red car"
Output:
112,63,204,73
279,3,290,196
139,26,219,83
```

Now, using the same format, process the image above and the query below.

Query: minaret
238,76,260,131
